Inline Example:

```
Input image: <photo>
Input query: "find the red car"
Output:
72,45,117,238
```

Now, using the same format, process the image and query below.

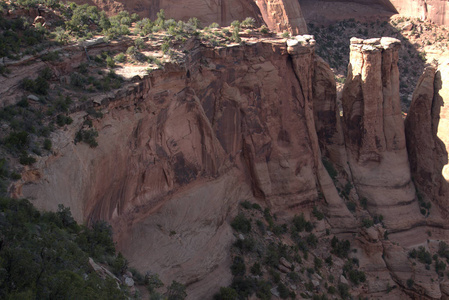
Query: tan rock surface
341,37,422,230
405,66,449,215
20,38,332,297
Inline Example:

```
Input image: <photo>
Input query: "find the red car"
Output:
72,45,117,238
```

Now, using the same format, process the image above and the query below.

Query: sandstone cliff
389,0,449,25
341,37,421,230
17,37,337,297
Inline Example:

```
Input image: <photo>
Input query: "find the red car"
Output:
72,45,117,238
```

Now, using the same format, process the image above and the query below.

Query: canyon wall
19,38,350,297
389,0,449,25
70,0,308,34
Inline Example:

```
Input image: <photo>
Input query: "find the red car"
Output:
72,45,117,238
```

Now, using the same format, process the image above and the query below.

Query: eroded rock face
405,66,449,215
255,0,307,34
71,0,308,33
21,38,329,298
389,0,449,25
341,37,422,230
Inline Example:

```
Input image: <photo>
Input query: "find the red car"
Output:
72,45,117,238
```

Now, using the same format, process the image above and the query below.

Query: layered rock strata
341,37,422,230
389,0,449,25
405,66,449,216
20,37,344,297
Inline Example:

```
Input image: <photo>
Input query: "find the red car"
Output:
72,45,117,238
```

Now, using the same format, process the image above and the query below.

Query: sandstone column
405,66,449,215
341,37,422,230
288,36,356,230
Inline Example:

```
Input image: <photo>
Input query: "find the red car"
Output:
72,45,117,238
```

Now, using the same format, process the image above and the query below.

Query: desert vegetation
215,200,366,299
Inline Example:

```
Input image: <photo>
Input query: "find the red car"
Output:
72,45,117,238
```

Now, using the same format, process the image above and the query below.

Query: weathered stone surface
405,66,449,215
341,37,422,230
20,39,329,298
389,0,449,25
255,0,307,34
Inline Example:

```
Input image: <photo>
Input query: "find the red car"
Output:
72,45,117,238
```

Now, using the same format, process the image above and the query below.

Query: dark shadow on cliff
308,18,429,111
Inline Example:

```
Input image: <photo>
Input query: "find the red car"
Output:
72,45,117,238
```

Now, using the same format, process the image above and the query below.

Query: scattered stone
278,264,291,273
27,94,40,101
34,16,45,25
280,257,292,269
340,274,349,285
124,276,134,287
270,287,280,298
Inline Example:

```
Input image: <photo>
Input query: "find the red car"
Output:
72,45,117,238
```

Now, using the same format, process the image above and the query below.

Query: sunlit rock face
341,37,422,230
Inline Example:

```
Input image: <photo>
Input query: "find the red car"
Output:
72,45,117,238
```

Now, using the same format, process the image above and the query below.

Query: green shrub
43,139,52,151
214,287,238,300
250,262,262,276
331,236,350,258
111,252,128,276
346,201,356,212
74,129,99,147
322,158,337,179
233,237,255,252
19,153,35,165
166,280,187,300
231,256,245,276
56,114,73,127
240,200,252,209
338,283,350,299
231,213,251,233
277,282,290,299
362,218,374,228
241,17,255,28
106,56,115,68
312,206,324,220
114,52,126,63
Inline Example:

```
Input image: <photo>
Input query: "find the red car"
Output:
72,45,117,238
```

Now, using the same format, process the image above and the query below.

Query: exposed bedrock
405,66,449,216
341,37,423,230
19,38,353,297
389,0,449,25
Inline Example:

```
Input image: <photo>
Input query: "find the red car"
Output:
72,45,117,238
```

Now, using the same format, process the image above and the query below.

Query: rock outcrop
341,37,422,230
72,0,308,34
19,37,337,297
255,0,307,34
389,0,449,25
405,66,449,215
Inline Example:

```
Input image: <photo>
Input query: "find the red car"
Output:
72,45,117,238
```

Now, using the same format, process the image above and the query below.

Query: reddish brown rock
405,66,449,216
389,0,449,25
341,37,422,230
21,38,325,298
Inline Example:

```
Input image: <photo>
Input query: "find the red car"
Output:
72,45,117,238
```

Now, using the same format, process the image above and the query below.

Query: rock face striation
405,66,449,216
20,37,343,297
11,33,449,298
341,37,421,230
389,0,449,25
71,0,308,34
